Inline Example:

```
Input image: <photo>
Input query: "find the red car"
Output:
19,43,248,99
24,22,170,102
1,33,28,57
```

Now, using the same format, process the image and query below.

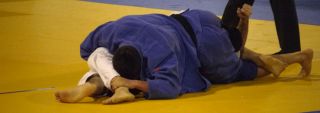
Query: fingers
237,8,248,19
111,76,134,91
241,7,251,16
237,8,241,14
102,98,113,104
54,91,62,102
242,4,252,10
111,76,124,90
237,4,252,19
237,8,244,18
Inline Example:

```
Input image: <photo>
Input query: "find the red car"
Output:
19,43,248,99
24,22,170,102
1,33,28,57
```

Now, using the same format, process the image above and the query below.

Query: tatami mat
0,0,319,113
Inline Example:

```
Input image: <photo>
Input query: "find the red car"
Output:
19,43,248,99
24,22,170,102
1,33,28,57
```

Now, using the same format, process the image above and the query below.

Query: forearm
237,18,249,58
110,76,149,93
87,47,120,89
237,18,249,47
130,80,149,93
236,3,252,49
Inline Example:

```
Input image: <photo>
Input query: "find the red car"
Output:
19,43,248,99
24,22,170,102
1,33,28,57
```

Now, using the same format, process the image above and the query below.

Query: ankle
299,53,308,63
83,83,98,94
116,87,128,92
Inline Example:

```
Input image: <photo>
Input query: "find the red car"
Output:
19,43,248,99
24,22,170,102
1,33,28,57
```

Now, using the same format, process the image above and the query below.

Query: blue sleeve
80,31,98,60
145,54,182,99
80,22,113,60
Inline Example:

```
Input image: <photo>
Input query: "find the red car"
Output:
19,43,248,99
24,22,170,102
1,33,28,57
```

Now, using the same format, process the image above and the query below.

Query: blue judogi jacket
181,10,243,83
80,12,212,99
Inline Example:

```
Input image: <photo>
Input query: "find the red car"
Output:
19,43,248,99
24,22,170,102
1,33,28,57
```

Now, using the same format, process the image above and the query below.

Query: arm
237,13,249,47
113,54,181,99
111,25,182,99
111,76,149,93
237,4,252,56
87,47,120,90
112,70,181,99
129,80,148,93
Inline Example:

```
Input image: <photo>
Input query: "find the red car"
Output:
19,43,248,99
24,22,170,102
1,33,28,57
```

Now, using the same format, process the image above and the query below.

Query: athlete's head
112,46,141,80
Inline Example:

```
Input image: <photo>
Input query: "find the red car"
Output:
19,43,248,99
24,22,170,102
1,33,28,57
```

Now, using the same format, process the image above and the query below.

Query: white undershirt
78,47,119,89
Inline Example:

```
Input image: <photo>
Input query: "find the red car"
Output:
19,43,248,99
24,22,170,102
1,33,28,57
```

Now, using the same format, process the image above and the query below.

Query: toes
298,70,307,77
273,73,280,78
54,91,62,101
102,98,113,105
54,91,59,98
102,93,135,105
54,90,73,103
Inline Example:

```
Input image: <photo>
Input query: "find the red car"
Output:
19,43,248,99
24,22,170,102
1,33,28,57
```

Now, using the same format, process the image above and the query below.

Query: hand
110,76,135,91
237,4,252,20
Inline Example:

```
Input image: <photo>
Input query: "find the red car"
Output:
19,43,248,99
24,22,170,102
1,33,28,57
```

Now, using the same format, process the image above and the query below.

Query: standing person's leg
270,0,301,54
222,0,255,28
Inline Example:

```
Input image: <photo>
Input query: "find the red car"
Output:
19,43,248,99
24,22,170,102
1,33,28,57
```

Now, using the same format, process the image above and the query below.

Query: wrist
129,80,139,89
110,76,120,91
240,18,249,22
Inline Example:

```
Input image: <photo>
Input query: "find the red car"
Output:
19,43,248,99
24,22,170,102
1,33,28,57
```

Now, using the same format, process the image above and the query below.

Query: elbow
80,46,93,61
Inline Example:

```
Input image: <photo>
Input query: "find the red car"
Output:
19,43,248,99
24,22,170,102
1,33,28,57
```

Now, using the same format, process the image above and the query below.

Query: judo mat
0,0,319,113
88,0,320,25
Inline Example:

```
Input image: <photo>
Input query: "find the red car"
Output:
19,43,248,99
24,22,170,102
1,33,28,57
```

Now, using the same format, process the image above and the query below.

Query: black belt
171,14,205,73
170,14,197,46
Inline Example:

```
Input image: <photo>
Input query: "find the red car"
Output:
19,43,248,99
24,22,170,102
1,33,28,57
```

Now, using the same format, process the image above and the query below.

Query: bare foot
259,55,288,77
55,83,97,103
299,49,313,77
102,87,135,104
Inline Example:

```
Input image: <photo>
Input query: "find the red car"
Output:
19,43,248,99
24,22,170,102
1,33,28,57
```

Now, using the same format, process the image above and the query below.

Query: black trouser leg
270,0,301,53
222,0,255,28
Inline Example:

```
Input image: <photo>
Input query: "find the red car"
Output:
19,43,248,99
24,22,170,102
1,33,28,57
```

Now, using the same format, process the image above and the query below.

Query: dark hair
225,27,243,52
112,46,141,80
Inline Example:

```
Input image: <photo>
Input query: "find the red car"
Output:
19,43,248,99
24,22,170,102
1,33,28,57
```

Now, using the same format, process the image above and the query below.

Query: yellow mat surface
0,0,319,113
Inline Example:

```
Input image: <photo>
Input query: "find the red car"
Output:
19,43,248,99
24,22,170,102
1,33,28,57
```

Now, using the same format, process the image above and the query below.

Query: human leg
102,87,135,104
231,49,313,78
256,67,270,78
86,47,135,104
242,48,313,77
102,76,135,104
242,48,262,65
242,48,287,77
270,0,301,54
55,74,103,103
55,75,135,104
271,49,313,76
